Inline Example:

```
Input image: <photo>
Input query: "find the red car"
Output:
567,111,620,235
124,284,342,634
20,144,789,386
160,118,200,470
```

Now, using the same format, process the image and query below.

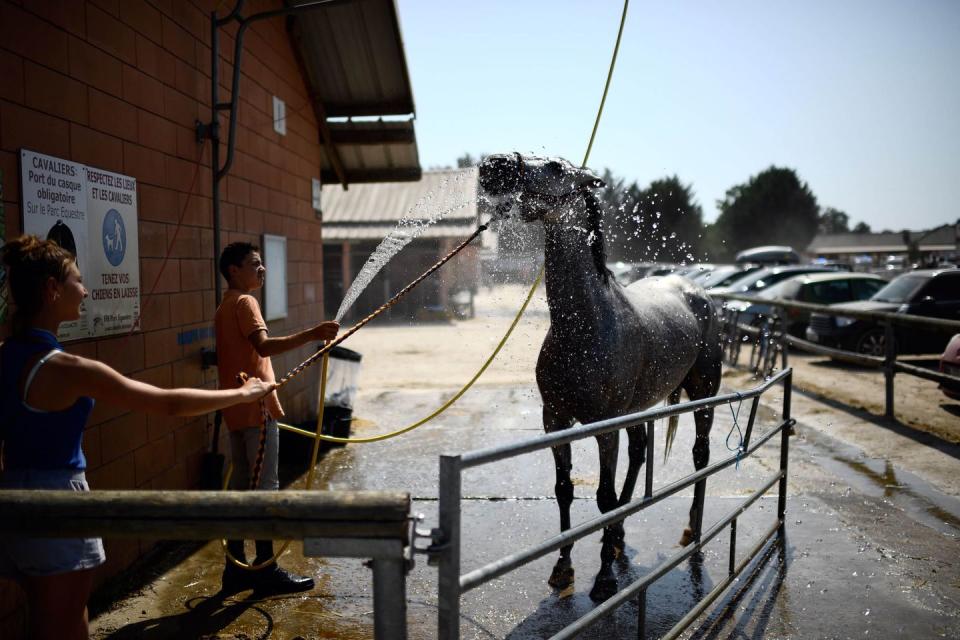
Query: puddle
751,399,960,537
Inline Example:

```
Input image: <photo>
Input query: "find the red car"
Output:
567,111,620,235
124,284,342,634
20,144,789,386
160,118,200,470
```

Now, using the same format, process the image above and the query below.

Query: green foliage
819,207,850,234
852,221,872,233
599,173,704,263
712,166,820,260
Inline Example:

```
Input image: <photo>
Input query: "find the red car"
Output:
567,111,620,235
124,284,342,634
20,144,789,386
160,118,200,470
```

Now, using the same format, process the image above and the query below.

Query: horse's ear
579,168,605,190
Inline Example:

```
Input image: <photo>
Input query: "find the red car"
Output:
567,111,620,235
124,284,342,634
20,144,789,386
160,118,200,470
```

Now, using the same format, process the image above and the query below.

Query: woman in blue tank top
0,236,277,640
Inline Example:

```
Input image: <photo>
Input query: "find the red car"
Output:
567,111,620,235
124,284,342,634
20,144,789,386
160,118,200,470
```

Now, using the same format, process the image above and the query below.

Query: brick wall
0,0,328,632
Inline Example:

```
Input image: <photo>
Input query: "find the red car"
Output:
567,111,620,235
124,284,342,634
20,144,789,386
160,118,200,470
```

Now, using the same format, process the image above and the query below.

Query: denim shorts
0,469,106,577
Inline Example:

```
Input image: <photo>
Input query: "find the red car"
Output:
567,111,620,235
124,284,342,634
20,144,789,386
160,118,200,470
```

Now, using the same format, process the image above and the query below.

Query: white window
262,234,287,320
312,177,322,212
272,96,286,135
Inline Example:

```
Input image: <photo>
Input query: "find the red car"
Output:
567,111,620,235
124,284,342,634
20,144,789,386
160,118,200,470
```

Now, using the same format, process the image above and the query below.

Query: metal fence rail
716,293,960,417
0,489,413,640
435,369,794,639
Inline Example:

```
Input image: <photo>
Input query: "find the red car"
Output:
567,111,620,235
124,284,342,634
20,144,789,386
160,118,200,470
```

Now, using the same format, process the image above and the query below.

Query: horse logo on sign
102,209,126,266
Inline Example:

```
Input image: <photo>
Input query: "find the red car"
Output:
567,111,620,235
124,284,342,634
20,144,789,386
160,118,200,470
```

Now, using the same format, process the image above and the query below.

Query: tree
818,207,850,234
600,173,704,263
852,221,872,233
713,166,820,260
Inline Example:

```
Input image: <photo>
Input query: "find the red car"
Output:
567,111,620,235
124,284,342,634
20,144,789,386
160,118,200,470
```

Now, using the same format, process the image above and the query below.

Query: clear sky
397,0,960,231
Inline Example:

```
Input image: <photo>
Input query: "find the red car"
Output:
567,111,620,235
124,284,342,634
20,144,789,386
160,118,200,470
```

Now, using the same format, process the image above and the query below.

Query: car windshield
756,279,801,300
728,268,819,292
722,268,775,291
700,266,746,288
870,275,929,303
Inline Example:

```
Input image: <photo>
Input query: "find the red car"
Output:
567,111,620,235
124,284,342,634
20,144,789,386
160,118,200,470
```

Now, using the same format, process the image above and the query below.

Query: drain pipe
197,0,351,308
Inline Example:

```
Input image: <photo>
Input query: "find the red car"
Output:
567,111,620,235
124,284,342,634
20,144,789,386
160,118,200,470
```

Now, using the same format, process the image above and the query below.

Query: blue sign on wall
102,208,126,266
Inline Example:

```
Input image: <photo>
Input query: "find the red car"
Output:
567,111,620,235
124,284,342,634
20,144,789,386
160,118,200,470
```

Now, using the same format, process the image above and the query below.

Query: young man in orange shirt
216,241,339,593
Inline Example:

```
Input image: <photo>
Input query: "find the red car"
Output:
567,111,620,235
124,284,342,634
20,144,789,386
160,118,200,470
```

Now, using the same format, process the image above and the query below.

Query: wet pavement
90,380,960,639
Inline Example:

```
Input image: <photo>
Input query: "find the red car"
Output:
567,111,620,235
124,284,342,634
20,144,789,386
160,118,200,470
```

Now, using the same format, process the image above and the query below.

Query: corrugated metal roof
324,224,479,240
807,231,913,252
286,0,420,185
809,225,959,254
321,168,480,241
291,0,414,117
917,224,959,249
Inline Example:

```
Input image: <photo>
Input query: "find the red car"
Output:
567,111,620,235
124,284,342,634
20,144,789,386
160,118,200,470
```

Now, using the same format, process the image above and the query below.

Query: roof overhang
285,0,421,187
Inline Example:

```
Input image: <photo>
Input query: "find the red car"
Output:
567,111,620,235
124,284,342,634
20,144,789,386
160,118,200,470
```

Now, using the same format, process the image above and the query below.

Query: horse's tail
663,389,682,463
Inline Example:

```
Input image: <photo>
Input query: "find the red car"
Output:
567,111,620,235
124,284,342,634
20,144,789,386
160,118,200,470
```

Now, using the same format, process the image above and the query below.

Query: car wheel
855,328,886,357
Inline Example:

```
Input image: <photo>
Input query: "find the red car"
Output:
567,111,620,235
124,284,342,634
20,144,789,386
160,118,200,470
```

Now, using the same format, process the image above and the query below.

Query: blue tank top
0,329,94,470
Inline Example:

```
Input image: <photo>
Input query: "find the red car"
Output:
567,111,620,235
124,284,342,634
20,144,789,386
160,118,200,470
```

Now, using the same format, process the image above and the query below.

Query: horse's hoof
678,527,695,547
589,575,617,602
548,563,574,590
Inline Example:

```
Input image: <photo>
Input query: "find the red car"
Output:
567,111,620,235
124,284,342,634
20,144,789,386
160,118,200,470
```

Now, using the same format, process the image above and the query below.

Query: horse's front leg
590,432,620,602
546,411,575,590
680,407,713,546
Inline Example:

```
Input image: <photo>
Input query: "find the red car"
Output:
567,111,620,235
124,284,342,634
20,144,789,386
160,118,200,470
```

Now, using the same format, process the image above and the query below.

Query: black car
806,268,960,356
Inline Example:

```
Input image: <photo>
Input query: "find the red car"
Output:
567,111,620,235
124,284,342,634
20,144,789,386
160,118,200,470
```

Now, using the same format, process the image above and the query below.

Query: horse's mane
584,190,612,284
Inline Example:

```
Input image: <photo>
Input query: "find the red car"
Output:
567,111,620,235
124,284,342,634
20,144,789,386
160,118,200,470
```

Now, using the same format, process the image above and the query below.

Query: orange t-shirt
215,290,284,430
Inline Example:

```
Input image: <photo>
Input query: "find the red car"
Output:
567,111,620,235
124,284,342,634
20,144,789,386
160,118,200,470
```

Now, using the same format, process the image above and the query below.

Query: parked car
723,272,887,336
735,245,800,265
606,261,646,286
805,268,960,356
675,263,716,280
709,265,836,296
698,264,763,289
940,334,960,400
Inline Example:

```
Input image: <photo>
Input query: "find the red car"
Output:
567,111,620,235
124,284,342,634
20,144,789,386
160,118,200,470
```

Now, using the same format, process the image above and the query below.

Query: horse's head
478,153,605,223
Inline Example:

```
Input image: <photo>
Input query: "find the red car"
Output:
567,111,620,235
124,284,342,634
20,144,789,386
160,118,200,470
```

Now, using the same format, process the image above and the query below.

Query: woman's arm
41,353,275,416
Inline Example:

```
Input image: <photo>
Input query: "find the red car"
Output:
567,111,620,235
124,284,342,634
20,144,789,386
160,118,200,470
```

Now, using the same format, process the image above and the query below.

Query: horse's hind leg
613,425,647,553
679,406,714,547
680,348,722,547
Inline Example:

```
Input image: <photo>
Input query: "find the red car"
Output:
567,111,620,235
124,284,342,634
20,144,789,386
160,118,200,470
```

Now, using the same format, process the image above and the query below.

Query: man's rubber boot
252,539,315,594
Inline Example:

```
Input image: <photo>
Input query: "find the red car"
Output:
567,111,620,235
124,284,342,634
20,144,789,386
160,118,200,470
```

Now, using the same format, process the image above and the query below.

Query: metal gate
433,368,794,639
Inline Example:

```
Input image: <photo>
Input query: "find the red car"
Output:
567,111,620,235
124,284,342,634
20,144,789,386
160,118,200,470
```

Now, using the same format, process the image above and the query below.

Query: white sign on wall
20,149,140,340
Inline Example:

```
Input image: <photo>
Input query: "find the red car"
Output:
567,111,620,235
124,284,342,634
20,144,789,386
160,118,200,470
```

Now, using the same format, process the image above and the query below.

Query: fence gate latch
411,514,448,566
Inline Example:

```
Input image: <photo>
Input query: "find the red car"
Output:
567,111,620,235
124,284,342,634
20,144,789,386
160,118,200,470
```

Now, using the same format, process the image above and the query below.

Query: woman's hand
239,376,277,400
311,321,340,341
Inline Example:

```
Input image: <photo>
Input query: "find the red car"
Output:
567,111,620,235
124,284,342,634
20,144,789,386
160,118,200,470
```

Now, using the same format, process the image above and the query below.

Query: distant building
806,224,959,268
320,169,487,321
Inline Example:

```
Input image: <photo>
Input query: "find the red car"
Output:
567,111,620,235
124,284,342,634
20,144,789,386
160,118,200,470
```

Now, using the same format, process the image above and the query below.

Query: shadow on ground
98,591,273,640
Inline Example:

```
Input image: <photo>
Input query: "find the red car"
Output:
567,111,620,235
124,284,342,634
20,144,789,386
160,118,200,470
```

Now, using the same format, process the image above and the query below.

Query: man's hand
311,321,340,342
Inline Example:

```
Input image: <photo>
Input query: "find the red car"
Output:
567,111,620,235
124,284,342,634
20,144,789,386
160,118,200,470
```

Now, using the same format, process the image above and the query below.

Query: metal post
373,557,408,640
883,322,896,418
728,518,737,575
777,372,792,523
637,587,647,639
438,455,462,640
644,421,654,499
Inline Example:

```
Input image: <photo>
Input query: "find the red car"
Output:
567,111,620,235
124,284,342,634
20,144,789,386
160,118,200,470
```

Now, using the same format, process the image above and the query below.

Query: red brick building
0,0,420,634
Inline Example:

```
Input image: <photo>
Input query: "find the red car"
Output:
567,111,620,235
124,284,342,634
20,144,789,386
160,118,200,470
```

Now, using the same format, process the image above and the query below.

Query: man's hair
219,241,259,282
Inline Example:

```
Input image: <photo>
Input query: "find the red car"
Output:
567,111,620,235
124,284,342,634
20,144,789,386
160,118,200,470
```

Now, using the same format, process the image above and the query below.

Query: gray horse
478,153,722,602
